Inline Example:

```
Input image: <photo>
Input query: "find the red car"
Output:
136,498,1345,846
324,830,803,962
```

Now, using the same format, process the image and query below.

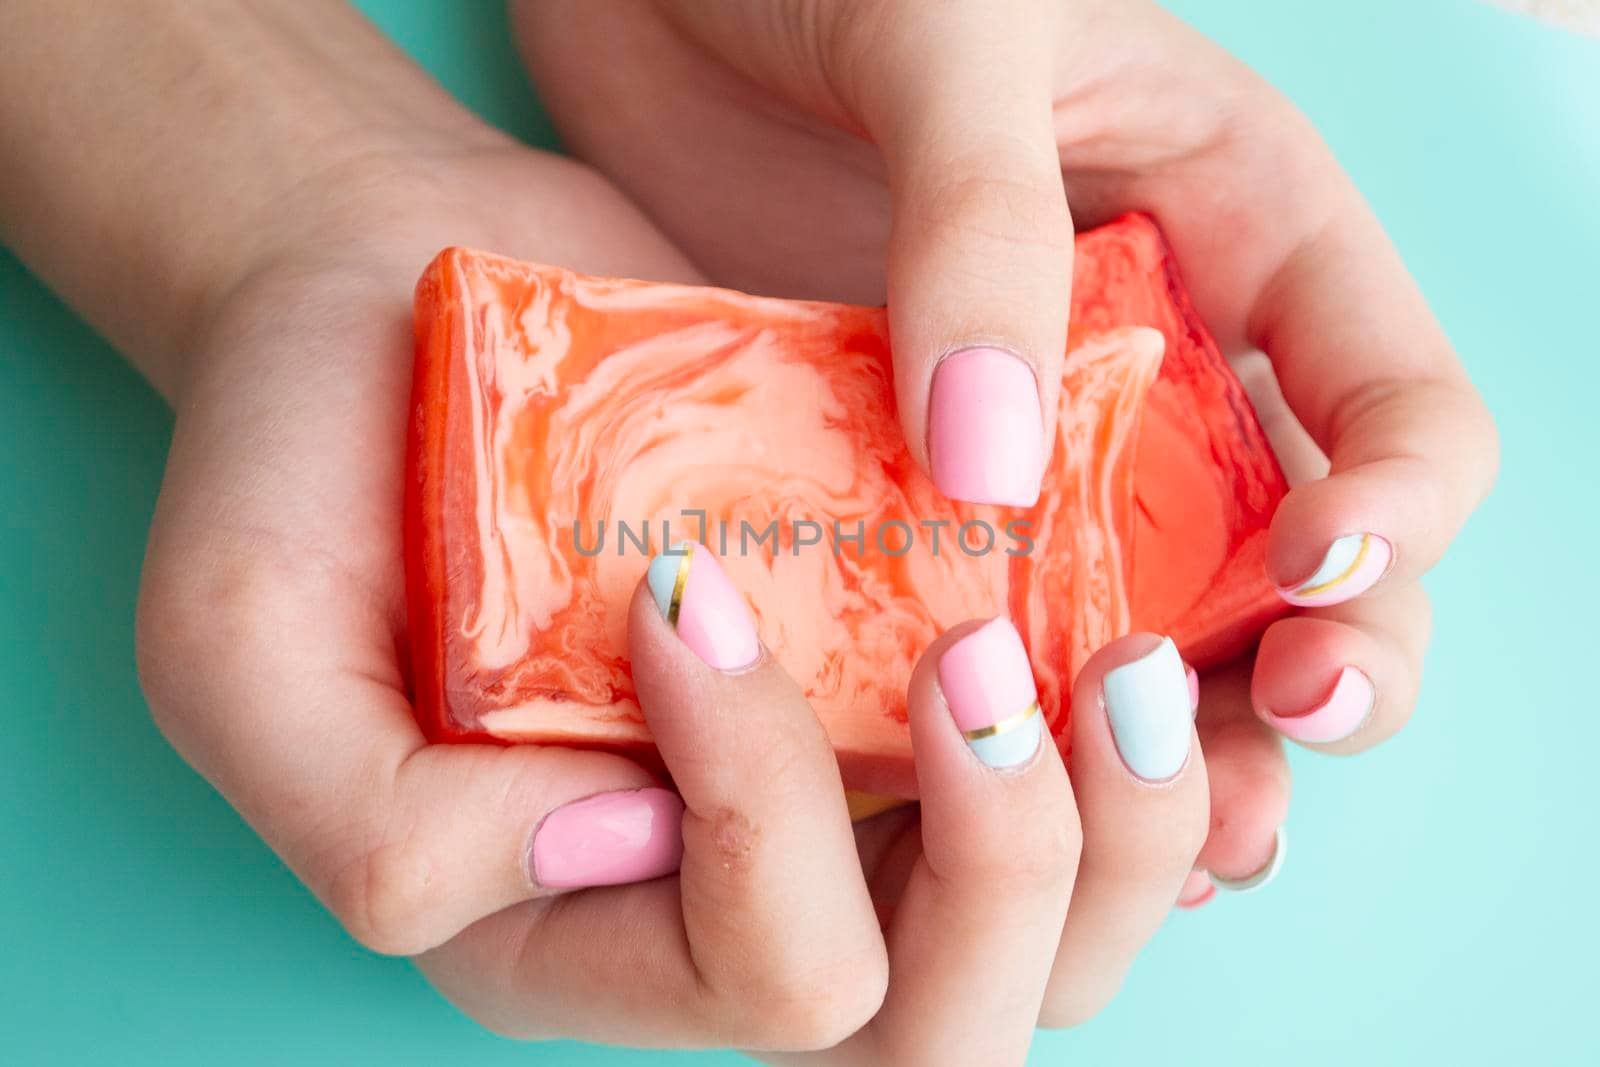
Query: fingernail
1261,666,1375,744
1210,826,1287,894
530,788,685,890
647,541,759,671
928,346,1045,507
1176,868,1216,910
1277,532,1393,607
1102,636,1192,782
937,617,1044,769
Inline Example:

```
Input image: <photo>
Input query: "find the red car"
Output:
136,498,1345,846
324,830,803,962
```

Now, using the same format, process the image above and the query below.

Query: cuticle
715,641,769,678
1123,745,1192,790
980,726,1048,777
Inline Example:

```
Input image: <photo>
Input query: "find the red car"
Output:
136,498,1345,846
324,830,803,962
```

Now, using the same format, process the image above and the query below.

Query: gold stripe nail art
666,542,693,626
1294,533,1371,597
962,699,1041,742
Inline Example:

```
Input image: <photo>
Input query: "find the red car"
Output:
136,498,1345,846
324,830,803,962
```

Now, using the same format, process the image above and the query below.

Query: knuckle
727,951,887,1051
916,166,1074,258
137,549,273,671
940,802,1083,897
1023,805,1086,888
133,550,266,743
327,834,447,957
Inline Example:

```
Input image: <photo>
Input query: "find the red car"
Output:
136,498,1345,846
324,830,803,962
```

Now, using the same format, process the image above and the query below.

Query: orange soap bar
405,213,1289,796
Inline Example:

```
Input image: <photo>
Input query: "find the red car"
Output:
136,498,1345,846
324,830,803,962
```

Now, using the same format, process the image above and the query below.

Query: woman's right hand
518,0,1502,901
420,543,1210,1060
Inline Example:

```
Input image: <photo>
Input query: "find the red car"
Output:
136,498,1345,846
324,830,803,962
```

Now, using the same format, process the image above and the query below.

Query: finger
640,0,1070,506
860,617,1079,1065
1186,352,1295,890
420,543,886,1051
846,0,1071,506
1252,180,1499,606
1039,634,1209,1026
1190,658,1291,894
137,556,676,959
1175,868,1216,909
1251,581,1432,754
631,542,887,1046
1236,323,1436,756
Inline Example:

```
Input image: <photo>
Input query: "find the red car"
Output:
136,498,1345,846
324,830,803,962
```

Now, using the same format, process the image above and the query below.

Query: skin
514,0,1501,880
0,0,1214,1059
425,597,1212,1059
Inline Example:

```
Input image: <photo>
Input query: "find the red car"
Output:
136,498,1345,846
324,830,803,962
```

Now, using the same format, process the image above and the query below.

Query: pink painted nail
938,617,1044,769
1176,868,1215,910
646,542,759,671
1261,666,1375,744
928,346,1045,507
1277,532,1394,607
531,788,685,890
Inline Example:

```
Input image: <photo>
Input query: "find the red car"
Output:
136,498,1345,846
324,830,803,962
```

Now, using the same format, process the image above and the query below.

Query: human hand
132,137,882,1046
10,0,878,1044
515,0,1500,891
143,181,1207,1045
129,136,734,949
4,0,1210,1047
105,1,878,1042
423,540,1209,1059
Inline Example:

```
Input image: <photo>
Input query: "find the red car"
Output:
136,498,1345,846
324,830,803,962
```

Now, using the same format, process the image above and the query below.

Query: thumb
655,0,1071,506
851,1,1071,506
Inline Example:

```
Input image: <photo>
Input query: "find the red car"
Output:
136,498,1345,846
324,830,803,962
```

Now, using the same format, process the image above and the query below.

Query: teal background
1,1,1595,1063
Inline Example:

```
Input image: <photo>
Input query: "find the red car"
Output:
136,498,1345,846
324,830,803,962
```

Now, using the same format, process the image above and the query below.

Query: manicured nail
1102,636,1192,782
1210,826,1287,894
938,617,1044,769
530,788,685,890
1176,868,1216,910
1277,532,1393,607
1261,665,1375,744
927,346,1045,507
646,541,759,671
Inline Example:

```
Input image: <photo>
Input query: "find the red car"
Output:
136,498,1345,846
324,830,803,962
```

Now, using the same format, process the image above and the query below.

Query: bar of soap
405,213,1289,796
